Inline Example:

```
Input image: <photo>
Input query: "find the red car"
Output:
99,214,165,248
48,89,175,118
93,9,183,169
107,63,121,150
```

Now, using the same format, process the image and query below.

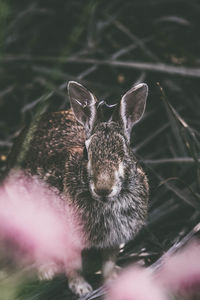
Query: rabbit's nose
94,187,112,197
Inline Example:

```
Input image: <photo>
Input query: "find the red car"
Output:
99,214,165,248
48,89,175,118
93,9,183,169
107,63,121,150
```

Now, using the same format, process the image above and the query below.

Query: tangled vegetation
0,0,200,299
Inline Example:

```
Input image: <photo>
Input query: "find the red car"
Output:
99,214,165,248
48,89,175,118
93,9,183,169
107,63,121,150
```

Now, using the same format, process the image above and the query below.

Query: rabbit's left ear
68,81,97,137
119,83,148,138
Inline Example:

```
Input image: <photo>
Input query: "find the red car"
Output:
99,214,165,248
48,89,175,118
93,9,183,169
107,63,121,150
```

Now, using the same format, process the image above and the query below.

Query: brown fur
7,82,149,296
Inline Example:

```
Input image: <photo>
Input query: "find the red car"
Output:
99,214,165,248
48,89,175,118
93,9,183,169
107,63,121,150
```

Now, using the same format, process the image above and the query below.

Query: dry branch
143,157,200,164
3,55,200,78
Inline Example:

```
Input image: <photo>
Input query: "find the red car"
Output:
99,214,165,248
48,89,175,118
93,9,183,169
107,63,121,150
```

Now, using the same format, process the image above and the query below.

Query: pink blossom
156,239,200,295
0,171,86,273
106,266,168,300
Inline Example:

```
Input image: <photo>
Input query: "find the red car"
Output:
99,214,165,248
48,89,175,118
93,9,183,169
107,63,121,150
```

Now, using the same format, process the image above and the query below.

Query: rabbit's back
9,109,85,191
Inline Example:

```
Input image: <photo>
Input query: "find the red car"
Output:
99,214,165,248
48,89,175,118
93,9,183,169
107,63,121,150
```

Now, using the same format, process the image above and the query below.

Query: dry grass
0,0,200,299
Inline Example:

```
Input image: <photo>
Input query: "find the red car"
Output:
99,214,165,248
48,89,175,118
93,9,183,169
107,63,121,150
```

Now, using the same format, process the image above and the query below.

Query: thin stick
67,58,200,78
143,157,200,164
134,123,169,152
113,20,158,61
151,222,200,271
79,286,106,300
3,56,200,78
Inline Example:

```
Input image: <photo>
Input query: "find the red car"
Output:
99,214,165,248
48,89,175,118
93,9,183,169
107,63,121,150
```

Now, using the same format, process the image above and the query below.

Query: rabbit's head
68,81,148,202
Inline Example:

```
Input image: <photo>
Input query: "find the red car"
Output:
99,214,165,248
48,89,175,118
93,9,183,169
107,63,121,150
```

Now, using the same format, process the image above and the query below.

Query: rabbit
7,81,149,296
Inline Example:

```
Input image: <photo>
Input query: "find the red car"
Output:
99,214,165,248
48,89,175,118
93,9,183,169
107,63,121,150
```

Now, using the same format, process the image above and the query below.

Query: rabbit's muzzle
88,163,124,202
93,173,114,199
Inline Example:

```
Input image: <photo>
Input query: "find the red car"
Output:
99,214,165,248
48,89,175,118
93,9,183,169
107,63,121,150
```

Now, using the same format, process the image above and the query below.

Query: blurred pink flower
106,266,168,300
156,239,200,295
0,171,86,273
106,239,200,300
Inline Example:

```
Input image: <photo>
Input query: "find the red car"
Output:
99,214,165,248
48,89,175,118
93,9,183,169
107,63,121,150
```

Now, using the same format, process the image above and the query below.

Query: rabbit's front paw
38,262,60,280
103,261,120,283
68,275,93,297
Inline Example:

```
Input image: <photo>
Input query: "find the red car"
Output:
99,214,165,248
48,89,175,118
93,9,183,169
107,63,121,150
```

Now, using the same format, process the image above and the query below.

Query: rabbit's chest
84,201,140,249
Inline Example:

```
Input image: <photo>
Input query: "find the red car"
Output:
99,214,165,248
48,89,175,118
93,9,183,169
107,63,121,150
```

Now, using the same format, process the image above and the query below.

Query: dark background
0,0,200,299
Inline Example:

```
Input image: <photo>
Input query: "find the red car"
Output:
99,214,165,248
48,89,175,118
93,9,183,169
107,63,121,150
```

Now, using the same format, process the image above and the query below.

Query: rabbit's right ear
68,81,97,136
113,83,148,140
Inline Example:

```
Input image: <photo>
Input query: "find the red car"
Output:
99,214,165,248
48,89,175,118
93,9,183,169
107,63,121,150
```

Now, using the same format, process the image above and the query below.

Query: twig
66,58,200,78
77,38,152,80
79,286,106,300
77,65,98,80
155,15,191,26
143,157,200,164
134,123,169,152
21,92,54,113
0,86,15,98
141,156,200,210
0,140,13,147
113,20,158,61
3,56,200,78
111,37,152,60
151,222,200,271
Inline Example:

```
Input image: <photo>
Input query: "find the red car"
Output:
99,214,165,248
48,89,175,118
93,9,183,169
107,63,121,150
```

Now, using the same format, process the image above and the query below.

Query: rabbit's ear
119,83,148,138
68,81,97,135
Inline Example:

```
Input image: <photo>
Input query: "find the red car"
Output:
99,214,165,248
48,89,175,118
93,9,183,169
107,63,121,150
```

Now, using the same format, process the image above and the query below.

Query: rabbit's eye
83,146,88,160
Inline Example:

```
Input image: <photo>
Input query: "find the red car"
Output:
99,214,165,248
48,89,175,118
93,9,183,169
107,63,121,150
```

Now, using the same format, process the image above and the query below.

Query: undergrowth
0,0,200,299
